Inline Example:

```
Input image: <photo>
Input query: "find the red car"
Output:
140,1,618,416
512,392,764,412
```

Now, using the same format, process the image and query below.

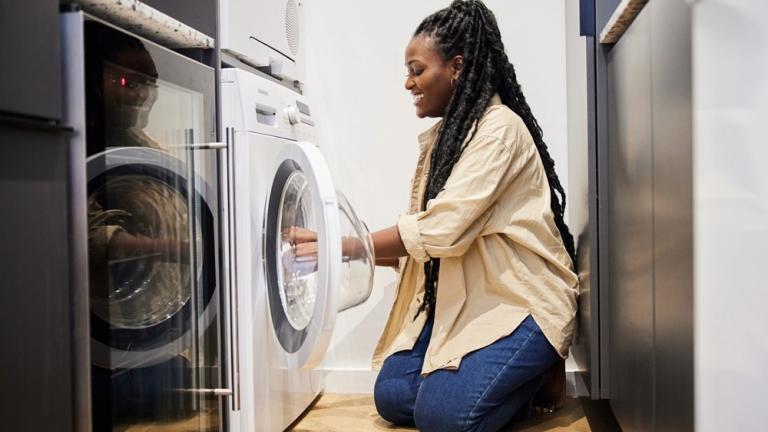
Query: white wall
565,1,588,237
564,0,590,385
302,0,570,393
693,1,768,430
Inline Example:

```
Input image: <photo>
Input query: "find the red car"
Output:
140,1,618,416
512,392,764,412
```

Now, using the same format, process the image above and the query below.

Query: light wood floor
289,394,592,432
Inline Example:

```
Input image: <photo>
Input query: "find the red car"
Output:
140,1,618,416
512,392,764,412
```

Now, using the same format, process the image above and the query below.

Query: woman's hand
293,237,367,262
294,241,319,259
283,226,317,245
290,241,319,277
109,231,191,263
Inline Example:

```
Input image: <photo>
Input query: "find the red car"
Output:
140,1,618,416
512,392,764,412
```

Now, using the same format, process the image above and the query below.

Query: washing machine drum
87,147,216,369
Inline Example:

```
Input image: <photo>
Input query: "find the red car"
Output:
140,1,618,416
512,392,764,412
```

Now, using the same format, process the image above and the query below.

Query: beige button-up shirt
372,95,579,375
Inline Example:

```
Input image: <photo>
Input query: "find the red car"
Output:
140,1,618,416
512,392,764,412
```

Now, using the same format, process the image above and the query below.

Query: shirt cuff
397,213,430,263
88,225,125,258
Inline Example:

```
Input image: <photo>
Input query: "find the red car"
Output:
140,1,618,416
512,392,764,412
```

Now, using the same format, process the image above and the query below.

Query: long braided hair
414,0,576,318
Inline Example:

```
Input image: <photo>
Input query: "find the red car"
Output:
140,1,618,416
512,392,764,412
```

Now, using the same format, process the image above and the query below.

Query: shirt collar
418,120,443,150
416,94,503,149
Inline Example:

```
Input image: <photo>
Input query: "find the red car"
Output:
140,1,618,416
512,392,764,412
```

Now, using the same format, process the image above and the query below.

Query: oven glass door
83,18,222,431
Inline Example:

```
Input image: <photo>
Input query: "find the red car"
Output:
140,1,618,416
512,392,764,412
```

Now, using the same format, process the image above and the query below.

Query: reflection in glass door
84,19,222,431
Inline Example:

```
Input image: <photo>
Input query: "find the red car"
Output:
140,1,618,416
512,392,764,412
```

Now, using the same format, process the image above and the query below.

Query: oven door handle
185,129,240,409
165,142,227,150
223,128,241,411
187,142,227,150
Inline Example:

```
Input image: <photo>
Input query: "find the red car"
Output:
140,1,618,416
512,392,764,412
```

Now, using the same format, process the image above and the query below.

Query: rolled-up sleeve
397,132,534,262
88,200,128,258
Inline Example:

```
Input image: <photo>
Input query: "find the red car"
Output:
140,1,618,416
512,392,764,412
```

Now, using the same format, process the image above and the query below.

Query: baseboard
321,369,379,394
322,367,590,398
566,370,590,398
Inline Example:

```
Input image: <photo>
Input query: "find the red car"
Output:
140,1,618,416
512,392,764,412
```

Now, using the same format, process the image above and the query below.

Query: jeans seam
463,324,539,431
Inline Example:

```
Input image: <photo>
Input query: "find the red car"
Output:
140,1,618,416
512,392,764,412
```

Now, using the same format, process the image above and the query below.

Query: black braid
413,0,576,319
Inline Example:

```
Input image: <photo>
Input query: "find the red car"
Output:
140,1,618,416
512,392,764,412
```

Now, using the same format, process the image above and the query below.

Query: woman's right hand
293,241,319,260
283,226,318,245
108,231,191,263
290,241,319,276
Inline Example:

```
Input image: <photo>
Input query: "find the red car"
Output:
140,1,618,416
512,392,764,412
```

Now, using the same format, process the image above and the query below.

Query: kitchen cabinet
0,0,62,120
0,122,76,432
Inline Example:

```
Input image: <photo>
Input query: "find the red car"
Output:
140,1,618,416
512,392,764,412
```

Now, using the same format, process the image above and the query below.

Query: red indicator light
120,76,127,87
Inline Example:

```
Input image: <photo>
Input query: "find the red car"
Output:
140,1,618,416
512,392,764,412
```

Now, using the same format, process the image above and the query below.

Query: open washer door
264,142,374,370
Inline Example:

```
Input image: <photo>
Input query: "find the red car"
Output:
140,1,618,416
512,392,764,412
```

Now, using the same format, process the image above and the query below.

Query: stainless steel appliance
62,12,226,431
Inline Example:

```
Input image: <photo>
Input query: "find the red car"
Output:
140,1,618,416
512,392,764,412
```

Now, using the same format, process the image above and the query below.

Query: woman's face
404,35,462,118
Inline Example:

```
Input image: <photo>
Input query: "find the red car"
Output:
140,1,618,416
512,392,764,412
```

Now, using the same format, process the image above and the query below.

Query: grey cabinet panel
0,125,73,432
599,1,695,430
597,0,622,32
605,6,655,432
0,0,61,120
593,0,694,429
651,1,694,431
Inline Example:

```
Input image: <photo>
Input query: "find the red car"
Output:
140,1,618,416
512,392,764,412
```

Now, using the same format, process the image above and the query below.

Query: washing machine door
336,191,375,312
264,142,374,369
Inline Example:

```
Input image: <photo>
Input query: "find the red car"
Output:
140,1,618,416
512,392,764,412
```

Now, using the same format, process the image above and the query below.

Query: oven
62,11,227,431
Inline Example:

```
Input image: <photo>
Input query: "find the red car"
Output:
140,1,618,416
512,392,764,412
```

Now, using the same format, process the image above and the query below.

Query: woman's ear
451,55,465,79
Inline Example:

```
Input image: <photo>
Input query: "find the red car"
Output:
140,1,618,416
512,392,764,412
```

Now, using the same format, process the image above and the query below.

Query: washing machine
221,67,374,431
64,13,227,430
220,0,305,84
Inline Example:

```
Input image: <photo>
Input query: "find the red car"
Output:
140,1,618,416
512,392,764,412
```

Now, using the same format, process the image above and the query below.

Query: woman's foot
532,358,566,413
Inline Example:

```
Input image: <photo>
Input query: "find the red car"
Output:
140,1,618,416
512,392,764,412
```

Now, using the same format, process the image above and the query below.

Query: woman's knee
413,373,545,432
413,390,468,432
373,373,417,425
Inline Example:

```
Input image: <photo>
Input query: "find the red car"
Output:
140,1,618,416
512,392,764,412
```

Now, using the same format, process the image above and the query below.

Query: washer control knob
285,105,301,125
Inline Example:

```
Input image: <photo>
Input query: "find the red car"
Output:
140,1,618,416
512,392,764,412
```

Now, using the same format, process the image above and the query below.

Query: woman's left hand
283,226,317,245
294,241,319,259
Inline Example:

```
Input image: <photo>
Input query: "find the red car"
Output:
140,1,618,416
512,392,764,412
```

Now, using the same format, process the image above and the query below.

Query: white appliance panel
223,67,373,431
220,0,305,83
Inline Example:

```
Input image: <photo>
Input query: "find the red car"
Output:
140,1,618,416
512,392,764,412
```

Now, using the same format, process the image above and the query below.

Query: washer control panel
222,68,315,142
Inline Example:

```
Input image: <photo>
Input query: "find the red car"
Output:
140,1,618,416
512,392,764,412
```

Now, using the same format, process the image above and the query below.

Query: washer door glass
276,171,319,331
337,192,375,312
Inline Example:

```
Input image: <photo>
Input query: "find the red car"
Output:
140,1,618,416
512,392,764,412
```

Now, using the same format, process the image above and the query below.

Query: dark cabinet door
0,0,62,120
0,124,73,432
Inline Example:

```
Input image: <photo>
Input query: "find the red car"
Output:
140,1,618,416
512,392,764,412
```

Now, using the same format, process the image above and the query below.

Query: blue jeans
373,314,559,432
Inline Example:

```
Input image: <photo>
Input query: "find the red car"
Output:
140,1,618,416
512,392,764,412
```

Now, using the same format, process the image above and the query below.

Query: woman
295,1,578,430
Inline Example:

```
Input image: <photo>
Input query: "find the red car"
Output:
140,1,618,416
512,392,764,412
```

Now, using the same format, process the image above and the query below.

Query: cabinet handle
225,127,241,411
175,388,234,397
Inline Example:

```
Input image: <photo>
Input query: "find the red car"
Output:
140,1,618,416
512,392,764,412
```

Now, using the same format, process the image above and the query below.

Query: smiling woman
290,1,579,431
405,35,462,118
372,1,578,431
